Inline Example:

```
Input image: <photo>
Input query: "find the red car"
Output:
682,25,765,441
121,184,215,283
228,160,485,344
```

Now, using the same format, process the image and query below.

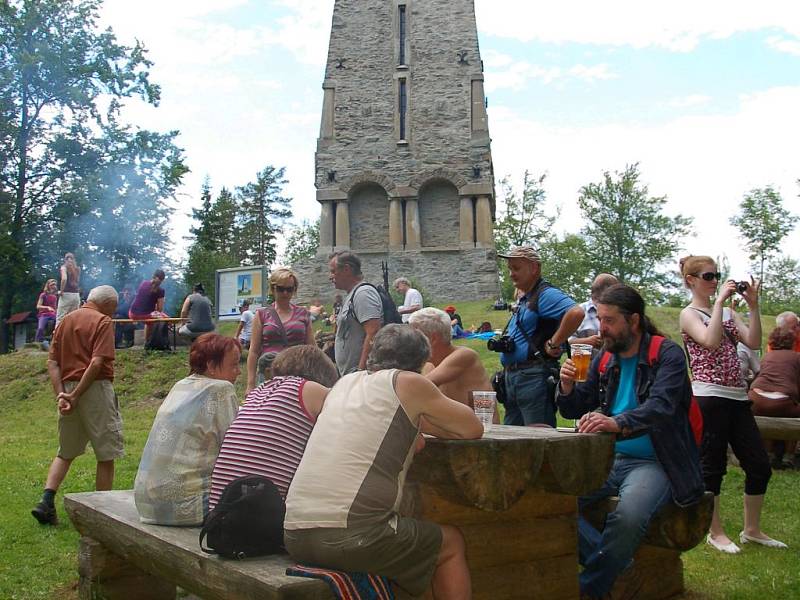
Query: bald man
409,308,498,423
570,273,619,350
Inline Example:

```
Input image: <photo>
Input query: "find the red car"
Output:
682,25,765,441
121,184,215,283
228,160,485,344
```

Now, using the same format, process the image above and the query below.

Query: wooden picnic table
401,425,614,599
112,317,188,351
401,425,711,599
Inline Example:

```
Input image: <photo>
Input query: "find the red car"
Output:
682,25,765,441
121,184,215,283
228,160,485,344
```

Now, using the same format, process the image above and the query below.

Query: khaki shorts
284,517,442,597
58,379,124,461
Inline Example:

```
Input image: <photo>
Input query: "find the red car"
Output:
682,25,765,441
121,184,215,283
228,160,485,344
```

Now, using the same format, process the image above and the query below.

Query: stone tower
299,0,499,301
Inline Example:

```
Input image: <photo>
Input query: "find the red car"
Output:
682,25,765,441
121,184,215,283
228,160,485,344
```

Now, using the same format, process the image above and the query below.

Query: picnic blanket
286,565,394,600
459,331,496,340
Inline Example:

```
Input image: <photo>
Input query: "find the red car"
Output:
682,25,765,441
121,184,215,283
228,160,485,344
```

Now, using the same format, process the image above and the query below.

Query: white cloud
767,35,800,56
568,64,617,82
668,94,712,108
484,54,616,92
488,86,800,277
475,1,800,51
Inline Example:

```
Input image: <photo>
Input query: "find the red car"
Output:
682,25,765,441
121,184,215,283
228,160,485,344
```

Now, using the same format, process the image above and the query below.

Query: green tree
0,0,185,348
578,163,693,299
283,219,320,267
760,255,800,315
493,171,557,298
184,182,240,302
539,234,592,301
236,166,292,267
729,186,795,286
494,171,556,254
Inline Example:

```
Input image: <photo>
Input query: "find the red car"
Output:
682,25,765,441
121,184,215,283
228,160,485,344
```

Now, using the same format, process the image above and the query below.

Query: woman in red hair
134,333,241,526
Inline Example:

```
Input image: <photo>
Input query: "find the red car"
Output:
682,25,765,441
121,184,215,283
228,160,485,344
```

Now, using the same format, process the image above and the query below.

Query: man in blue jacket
557,284,704,600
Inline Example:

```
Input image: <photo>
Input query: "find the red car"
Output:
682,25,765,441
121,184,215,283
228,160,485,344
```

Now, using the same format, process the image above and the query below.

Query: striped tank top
208,376,314,510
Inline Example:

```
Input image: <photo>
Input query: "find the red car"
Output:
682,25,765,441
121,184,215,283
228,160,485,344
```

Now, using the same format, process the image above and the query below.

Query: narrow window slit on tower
332,203,338,247
398,5,407,65
471,197,478,246
401,199,408,247
399,78,408,141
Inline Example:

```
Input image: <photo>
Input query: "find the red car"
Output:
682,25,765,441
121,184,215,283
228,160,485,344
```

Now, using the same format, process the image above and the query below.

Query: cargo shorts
58,379,124,461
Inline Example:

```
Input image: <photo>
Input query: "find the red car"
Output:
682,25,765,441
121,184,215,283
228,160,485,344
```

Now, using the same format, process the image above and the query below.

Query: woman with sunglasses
679,255,785,553
246,267,315,393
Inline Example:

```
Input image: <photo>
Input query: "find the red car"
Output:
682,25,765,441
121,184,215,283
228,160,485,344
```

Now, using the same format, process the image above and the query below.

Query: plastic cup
570,344,593,382
472,391,496,432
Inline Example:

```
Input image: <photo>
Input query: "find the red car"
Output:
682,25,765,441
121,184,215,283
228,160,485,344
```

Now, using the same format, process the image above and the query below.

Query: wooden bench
582,492,714,599
64,490,334,600
754,416,800,441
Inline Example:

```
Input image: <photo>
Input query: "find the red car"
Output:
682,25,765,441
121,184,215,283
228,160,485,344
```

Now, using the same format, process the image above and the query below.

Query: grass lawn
0,302,794,599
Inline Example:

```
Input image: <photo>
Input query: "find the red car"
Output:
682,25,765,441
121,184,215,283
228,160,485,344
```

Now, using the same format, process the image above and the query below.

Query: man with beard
556,284,703,600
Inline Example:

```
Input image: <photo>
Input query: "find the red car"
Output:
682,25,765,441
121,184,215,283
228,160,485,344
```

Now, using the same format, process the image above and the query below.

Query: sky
99,0,800,279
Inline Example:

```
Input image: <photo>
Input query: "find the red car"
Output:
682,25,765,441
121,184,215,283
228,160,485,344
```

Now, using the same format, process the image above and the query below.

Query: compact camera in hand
487,335,516,353
735,281,749,294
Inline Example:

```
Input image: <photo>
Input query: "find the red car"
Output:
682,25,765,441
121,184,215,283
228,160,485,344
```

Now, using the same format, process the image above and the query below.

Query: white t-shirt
239,309,254,342
400,288,423,323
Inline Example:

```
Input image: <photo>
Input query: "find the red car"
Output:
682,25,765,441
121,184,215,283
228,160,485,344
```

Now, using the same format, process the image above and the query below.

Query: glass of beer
570,344,593,383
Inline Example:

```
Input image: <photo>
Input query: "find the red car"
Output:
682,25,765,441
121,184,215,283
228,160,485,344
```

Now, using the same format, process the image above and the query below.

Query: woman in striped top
246,267,315,393
209,345,339,510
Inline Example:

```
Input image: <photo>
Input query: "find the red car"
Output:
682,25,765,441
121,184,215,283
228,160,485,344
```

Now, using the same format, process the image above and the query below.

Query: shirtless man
410,307,498,423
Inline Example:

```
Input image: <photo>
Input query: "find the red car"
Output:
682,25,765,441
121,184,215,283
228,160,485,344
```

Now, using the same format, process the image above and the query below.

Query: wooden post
78,536,176,600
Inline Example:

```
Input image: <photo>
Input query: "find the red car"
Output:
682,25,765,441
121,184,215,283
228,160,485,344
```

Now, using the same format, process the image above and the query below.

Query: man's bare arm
47,360,65,397
549,305,585,347
425,348,473,386
398,372,482,439
358,318,381,370
60,356,106,408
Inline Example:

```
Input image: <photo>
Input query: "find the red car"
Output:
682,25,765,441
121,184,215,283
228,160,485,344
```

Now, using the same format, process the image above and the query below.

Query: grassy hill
0,303,795,599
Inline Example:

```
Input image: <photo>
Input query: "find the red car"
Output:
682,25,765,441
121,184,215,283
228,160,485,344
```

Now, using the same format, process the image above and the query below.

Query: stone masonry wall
316,0,492,190
294,247,500,305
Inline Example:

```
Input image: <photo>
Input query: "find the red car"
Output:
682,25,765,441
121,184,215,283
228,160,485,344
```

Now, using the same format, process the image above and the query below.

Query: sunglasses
693,271,721,282
274,285,295,293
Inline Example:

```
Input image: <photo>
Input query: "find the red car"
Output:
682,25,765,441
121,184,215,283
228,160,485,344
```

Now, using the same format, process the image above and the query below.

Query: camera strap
512,304,541,360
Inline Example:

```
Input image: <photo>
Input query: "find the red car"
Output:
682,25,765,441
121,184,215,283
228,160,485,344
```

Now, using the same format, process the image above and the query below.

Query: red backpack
597,335,703,447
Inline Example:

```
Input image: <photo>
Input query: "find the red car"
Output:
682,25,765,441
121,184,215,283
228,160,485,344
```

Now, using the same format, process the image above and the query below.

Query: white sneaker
706,534,741,554
739,531,788,549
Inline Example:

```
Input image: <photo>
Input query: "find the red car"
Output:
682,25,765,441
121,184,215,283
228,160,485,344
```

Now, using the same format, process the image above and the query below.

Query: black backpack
199,475,285,560
349,282,403,326
145,321,171,351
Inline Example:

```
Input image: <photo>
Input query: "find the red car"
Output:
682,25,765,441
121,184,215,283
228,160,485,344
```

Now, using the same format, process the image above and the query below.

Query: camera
735,281,749,294
488,335,515,353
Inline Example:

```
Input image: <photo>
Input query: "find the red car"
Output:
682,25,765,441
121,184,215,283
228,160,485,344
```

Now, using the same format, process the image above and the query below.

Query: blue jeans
578,455,672,597
503,363,556,427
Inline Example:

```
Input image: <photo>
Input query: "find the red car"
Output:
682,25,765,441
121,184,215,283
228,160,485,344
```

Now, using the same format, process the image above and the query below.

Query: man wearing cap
444,305,464,337
496,247,584,427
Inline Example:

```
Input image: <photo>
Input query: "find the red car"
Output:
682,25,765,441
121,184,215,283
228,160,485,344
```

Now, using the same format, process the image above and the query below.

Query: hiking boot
31,501,58,526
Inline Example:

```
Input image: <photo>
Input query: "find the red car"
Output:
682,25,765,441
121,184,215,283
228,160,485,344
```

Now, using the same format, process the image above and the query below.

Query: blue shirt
612,356,656,459
500,286,576,366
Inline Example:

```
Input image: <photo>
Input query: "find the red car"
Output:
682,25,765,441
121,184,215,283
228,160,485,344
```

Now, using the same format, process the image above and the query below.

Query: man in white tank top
285,325,482,599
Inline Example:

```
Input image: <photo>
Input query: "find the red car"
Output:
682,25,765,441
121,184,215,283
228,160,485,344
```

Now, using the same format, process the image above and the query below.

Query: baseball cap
497,247,541,262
